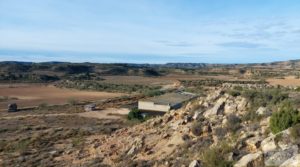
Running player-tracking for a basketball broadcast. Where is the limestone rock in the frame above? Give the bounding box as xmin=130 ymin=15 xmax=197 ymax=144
xmin=234 ymin=152 xmax=264 ymax=167
xmin=189 ymin=160 xmax=201 ymax=167
xmin=280 ymin=154 xmax=300 ymax=167
xmin=203 ymin=97 xmax=226 ymax=118
xmin=192 ymin=111 xmax=201 ymax=120
xmin=237 ymin=98 xmax=248 ymax=111
xmin=224 ymin=100 xmax=238 ymax=115
xmin=256 ymin=107 xmax=271 ymax=116
xmin=245 ymin=136 xmax=263 ymax=152
xmin=261 ymin=135 xmax=277 ymax=153
xmin=265 ymin=145 xmax=298 ymax=166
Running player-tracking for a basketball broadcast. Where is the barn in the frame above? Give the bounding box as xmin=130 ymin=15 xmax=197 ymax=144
xmin=138 ymin=92 xmax=195 ymax=114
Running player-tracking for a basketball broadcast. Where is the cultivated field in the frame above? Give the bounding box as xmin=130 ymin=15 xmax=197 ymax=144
xmin=0 ymin=84 xmax=125 ymax=110
xmin=267 ymin=76 xmax=300 ymax=87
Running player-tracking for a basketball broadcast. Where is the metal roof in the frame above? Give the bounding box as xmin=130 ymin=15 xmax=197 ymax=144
xmin=140 ymin=92 xmax=195 ymax=107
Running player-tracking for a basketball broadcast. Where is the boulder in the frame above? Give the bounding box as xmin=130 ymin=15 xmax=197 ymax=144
xmin=203 ymin=97 xmax=226 ymax=118
xmin=189 ymin=160 xmax=201 ymax=167
xmin=192 ymin=111 xmax=201 ymax=120
xmin=261 ymin=135 xmax=277 ymax=153
xmin=224 ymin=101 xmax=238 ymax=115
xmin=234 ymin=152 xmax=264 ymax=167
xmin=8 ymin=103 xmax=18 ymax=112
xmin=265 ymin=145 xmax=298 ymax=166
xmin=256 ymin=107 xmax=271 ymax=116
xmin=280 ymin=154 xmax=300 ymax=167
xmin=237 ymin=98 xmax=248 ymax=111
xmin=245 ymin=136 xmax=263 ymax=152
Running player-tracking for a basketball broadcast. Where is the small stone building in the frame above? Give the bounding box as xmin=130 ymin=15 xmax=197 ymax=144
xmin=138 ymin=92 xmax=195 ymax=114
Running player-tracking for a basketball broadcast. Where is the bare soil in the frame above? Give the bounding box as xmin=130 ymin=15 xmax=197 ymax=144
xmin=267 ymin=76 xmax=300 ymax=87
xmin=0 ymin=84 xmax=125 ymax=110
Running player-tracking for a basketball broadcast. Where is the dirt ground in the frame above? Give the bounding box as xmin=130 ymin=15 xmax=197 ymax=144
xmin=78 ymin=108 xmax=130 ymax=120
xmin=0 ymin=84 xmax=125 ymax=110
xmin=267 ymin=76 xmax=300 ymax=87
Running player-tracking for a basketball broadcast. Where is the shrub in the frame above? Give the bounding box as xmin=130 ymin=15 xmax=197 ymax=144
xmin=226 ymin=114 xmax=241 ymax=133
xmin=191 ymin=122 xmax=202 ymax=136
xmin=242 ymin=89 xmax=288 ymax=109
xmin=228 ymin=90 xmax=241 ymax=97
xmin=201 ymin=141 xmax=233 ymax=167
xmin=289 ymin=124 xmax=300 ymax=142
xmin=127 ymin=108 xmax=143 ymax=121
xmin=270 ymin=101 xmax=300 ymax=134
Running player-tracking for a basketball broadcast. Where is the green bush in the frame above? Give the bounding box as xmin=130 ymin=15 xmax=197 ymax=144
xmin=127 ymin=108 xmax=143 ymax=121
xmin=242 ymin=89 xmax=288 ymax=109
xmin=270 ymin=101 xmax=300 ymax=134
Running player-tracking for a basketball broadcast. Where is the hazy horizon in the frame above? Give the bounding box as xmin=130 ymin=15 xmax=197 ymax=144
xmin=1 ymin=0 xmax=300 ymax=63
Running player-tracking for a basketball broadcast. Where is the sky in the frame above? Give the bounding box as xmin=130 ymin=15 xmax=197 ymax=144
xmin=1 ymin=0 xmax=300 ymax=64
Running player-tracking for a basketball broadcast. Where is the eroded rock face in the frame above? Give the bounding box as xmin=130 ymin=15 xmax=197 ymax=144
xmin=234 ymin=152 xmax=264 ymax=167
xmin=66 ymin=88 xmax=298 ymax=167
xmin=265 ymin=145 xmax=298 ymax=166
xmin=203 ymin=97 xmax=226 ymax=118
xmin=224 ymin=100 xmax=238 ymax=115
xmin=280 ymin=154 xmax=300 ymax=167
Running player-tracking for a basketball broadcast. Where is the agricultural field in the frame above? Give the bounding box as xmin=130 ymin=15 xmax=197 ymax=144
xmin=267 ymin=76 xmax=300 ymax=87
xmin=0 ymin=84 xmax=124 ymax=110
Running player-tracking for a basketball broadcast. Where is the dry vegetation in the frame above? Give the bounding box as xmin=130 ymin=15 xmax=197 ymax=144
xmin=1 ymin=61 xmax=300 ymax=166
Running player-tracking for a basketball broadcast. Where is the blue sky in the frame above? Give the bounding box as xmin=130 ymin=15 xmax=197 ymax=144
xmin=1 ymin=0 xmax=300 ymax=63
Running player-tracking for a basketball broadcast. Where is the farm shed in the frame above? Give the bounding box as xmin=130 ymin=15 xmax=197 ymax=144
xmin=138 ymin=92 xmax=195 ymax=114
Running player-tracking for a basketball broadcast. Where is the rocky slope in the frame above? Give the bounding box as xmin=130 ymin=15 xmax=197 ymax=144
xmin=61 ymin=88 xmax=300 ymax=167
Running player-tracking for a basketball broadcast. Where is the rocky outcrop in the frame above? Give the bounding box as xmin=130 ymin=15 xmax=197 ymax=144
xmin=234 ymin=152 xmax=264 ymax=167
xmin=203 ymin=97 xmax=226 ymax=117
xmin=280 ymin=154 xmax=300 ymax=167
xmin=67 ymin=88 xmax=299 ymax=167
xmin=265 ymin=145 xmax=298 ymax=166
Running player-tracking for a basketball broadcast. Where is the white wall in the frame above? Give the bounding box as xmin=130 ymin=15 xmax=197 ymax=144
xmin=138 ymin=101 xmax=170 ymax=112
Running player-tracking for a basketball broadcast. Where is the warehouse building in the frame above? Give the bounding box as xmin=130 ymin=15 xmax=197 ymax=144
xmin=138 ymin=92 xmax=195 ymax=114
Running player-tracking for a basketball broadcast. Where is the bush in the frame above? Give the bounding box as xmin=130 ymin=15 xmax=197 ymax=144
xmin=289 ymin=124 xmax=300 ymax=141
xmin=226 ymin=114 xmax=241 ymax=133
xmin=270 ymin=101 xmax=300 ymax=134
xmin=191 ymin=122 xmax=202 ymax=136
xmin=228 ymin=90 xmax=241 ymax=97
xmin=242 ymin=89 xmax=288 ymax=109
xmin=127 ymin=108 xmax=143 ymax=121
xmin=201 ymin=141 xmax=233 ymax=167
